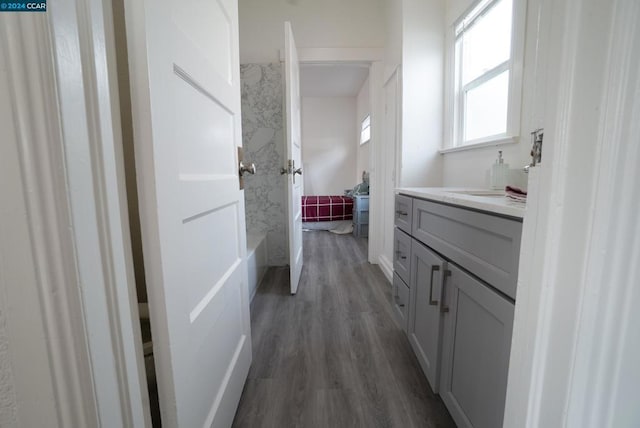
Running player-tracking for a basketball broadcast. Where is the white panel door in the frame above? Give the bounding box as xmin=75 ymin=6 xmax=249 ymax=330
xmin=126 ymin=0 xmax=251 ymax=426
xmin=284 ymin=22 xmax=304 ymax=294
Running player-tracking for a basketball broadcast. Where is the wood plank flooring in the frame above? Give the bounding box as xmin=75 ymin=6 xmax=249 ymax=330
xmin=232 ymin=231 xmax=455 ymax=428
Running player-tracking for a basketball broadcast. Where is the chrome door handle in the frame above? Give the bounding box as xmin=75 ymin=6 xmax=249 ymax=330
xmin=239 ymin=161 xmax=256 ymax=176
xmin=396 ymin=210 xmax=408 ymax=216
xmin=282 ymin=160 xmax=302 ymax=177
xmin=237 ymin=147 xmax=254 ymax=190
xmin=428 ymin=265 xmax=440 ymax=306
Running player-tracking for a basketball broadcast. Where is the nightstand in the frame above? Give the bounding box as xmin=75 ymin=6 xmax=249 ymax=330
xmin=353 ymin=195 xmax=369 ymax=238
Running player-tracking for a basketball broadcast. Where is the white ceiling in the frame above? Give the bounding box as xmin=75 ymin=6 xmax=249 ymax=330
xmin=300 ymin=64 xmax=369 ymax=97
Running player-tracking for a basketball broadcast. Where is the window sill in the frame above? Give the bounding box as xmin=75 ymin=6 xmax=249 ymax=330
xmin=439 ymin=136 xmax=518 ymax=154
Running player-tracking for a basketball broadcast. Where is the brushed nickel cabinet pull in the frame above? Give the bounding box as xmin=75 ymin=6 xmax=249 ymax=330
xmin=441 ymin=270 xmax=451 ymax=313
xmin=395 ymin=250 xmax=407 ymax=260
xmin=428 ymin=265 xmax=440 ymax=306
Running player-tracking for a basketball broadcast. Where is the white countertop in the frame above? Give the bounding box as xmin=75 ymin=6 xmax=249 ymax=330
xmin=396 ymin=187 xmax=526 ymax=219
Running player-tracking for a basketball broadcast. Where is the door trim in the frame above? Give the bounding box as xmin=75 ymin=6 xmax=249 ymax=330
xmin=377 ymin=66 xmax=402 ymax=282
xmin=1 ymin=17 xmax=97 ymax=427
xmin=504 ymin=0 xmax=640 ymax=425
xmin=1 ymin=3 xmax=150 ymax=427
xmin=279 ymin=47 xmax=384 ymax=63
xmin=286 ymin=48 xmax=384 ymax=267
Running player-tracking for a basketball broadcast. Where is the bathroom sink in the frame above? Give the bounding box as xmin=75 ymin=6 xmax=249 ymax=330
xmin=447 ymin=190 xmax=505 ymax=197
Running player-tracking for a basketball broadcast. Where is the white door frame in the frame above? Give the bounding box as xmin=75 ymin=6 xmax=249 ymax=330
xmin=1 ymin=1 xmax=150 ymax=426
xmin=286 ymin=48 xmax=385 ymax=266
xmin=376 ymin=66 xmax=402 ymax=282
xmin=504 ymin=0 xmax=640 ymax=425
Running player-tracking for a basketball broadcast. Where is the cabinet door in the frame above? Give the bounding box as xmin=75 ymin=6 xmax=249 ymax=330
xmin=440 ymin=264 xmax=515 ymax=428
xmin=408 ymin=239 xmax=446 ymax=393
xmin=393 ymin=227 xmax=412 ymax=284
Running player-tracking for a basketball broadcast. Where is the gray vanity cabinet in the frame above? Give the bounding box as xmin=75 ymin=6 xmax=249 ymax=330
xmin=439 ymin=263 xmax=515 ymax=428
xmin=408 ymin=239 xmax=446 ymax=393
xmin=393 ymin=192 xmax=522 ymax=428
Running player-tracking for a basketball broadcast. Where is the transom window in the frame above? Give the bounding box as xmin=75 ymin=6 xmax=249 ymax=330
xmin=446 ymin=0 xmax=525 ymax=148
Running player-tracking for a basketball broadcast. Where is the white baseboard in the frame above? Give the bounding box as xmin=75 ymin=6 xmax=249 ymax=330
xmin=378 ymin=255 xmax=393 ymax=284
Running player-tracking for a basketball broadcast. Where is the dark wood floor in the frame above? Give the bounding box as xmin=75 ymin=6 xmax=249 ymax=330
xmin=232 ymin=231 xmax=455 ymax=428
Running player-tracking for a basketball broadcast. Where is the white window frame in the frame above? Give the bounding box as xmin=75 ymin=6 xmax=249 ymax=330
xmin=442 ymin=0 xmax=527 ymax=151
xmin=360 ymin=114 xmax=371 ymax=145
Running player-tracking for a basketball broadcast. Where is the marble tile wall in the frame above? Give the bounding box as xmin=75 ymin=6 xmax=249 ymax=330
xmin=240 ymin=63 xmax=287 ymax=266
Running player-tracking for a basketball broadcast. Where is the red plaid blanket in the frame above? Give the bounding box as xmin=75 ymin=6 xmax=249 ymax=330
xmin=301 ymin=196 xmax=353 ymax=222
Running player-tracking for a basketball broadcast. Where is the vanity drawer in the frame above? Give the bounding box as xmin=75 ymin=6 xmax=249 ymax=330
xmin=393 ymin=227 xmax=412 ymax=284
xmin=395 ymin=194 xmax=413 ymax=234
xmin=412 ymin=198 xmax=522 ymax=299
xmin=392 ymin=273 xmax=410 ymax=332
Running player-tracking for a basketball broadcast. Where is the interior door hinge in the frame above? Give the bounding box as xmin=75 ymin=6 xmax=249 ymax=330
xmin=524 ymin=128 xmax=543 ymax=173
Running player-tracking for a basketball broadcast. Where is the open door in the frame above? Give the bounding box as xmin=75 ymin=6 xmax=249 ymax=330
xmin=125 ymin=0 xmax=251 ymax=426
xmin=284 ymin=22 xmax=304 ymax=294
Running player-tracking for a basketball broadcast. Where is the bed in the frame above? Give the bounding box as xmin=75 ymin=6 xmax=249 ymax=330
xmin=301 ymin=195 xmax=353 ymax=232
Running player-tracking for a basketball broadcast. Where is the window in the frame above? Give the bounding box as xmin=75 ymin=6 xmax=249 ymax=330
xmin=360 ymin=114 xmax=371 ymax=144
xmin=445 ymin=0 xmax=525 ymax=149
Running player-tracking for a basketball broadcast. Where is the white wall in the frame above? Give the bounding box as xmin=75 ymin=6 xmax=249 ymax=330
xmin=370 ymin=0 xmax=402 ymax=279
xmin=356 ymin=76 xmax=371 ymax=181
xmin=441 ymin=0 xmax=548 ymax=189
xmin=238 ymin=0 xmax=387 ymax=64
xmin=302 ymin=97 xmax=358 ymax=195
xmin=384 ymin=0 xmax=403 ymax=79
xmin=400 ymin=0 xmax=445 ymax=187
xmin=372 ymin=0 xmax=446 ymax=279
xmin=366 ymin=61 xmax=386 ymax=266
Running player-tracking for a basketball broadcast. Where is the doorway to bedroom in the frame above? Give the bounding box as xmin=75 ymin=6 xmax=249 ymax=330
xmin=299 ymin=63 xmax=371 ymax=247
xmin=239 ymin=59 xmax=374 ymax=302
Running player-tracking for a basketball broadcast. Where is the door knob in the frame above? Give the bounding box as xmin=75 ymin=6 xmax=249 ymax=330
xmin=239 ymin=161 xmax=256 ymax=176
xmin=283 ymin=160 xmax=302 ymax=182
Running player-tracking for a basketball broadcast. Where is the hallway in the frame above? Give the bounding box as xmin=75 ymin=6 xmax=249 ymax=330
xmin=232 ymin=231 xmax=455 ymax=427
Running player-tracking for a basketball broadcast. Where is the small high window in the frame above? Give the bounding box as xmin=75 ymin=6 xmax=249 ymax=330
xmin=360 ymin=114 xmax=371 ymax=145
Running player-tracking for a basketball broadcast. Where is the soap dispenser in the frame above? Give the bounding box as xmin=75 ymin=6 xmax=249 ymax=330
xmin=491 ymin=151 xmax=509 ymax=190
